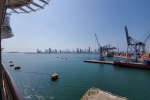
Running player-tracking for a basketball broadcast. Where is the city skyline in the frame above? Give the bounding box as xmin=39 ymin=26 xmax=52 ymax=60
xmin=37 ymin=47 xmax=96 ymax=53
xmin=2 ymin=0 xmax=150 ymax=52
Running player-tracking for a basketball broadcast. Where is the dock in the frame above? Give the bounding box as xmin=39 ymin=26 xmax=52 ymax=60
xmin=84 ymin=60 xmax=113 ymax=65
xmin=81 ymin=88 xmax=127 ymax=100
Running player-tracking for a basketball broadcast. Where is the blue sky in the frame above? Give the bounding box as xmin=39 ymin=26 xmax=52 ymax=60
xmin=2 ymin=0 xmax=150 ymax=52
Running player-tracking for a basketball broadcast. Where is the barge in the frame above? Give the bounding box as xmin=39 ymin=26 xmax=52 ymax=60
xmin=84 ymin=59 xmax=150 ymax=70
xmin=113 ymin=60 xmax=150 ymax=69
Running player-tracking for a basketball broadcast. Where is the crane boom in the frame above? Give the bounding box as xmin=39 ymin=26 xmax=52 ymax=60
xmin=95 ymin=34 xmax=104 ymax=61
xmin=125 ymin=26 xmax=130 ymax=45
xmin=95 ymin=34 xmax=100 ymax=48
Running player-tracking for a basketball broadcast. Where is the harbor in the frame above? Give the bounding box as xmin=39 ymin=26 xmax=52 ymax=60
xmin=1 ymin=0 xmax=150 ymax=99
xmin=84 ymin=58 xmax=150 ymax=70
xmin=90 ymin=27 xmax=150 ymax=70
xmin=2 ymin=53 xmax=150 ymax=100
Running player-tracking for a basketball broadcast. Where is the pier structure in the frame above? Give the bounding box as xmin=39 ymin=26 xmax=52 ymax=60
xmin=84 ymin=59 xmax=113 ymax=64
xmin=81 ymin=88 xmax=127 ymax=100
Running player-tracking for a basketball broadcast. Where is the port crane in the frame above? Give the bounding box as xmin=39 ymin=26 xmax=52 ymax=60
xmin=103 ymin=44 xmax=117 ymax=53
xmin=95 ymin=34 xmax=104 ymax=61
xmin=125 ymin=26 xmax=150 ymax=60
xmin=125 ymin=26 xmax=142 ymax=60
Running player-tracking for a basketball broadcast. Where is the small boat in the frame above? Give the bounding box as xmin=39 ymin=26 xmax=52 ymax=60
xmin=57 ymin=57 xmax=58 ymax=58
xmin=10 ymin=64 xmax=14 ymax=66
xmin=9 ymin=61 xmax=13 ymax=63
xmin=50 ymin=73 xmax=58 ymax=79
xmin=66 ymin=58 xmax=67 ymax=60
xmin=61 ymin=58 xmax=63 ymax=59
xmin=14 ymin=66 xmax=21 ymax=70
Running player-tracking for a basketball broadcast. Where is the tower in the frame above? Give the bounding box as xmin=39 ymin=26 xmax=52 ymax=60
xmin=37 ymin=49 xmax=39 ymax=53
xmin=77 ymin=48 xmax=79 ymax=53
xmin=49 ymin=48 xmax=51 ymax=53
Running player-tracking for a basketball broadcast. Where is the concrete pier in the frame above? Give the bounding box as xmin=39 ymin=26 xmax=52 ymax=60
xmin=84 ymin=60 xmax=113 ymax=65
xmin=81 ymin=88 xmax=127 ymax=100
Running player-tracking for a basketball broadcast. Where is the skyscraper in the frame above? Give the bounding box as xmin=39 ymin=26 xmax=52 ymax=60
xmin=80 ymin=49 xmax=82 ymax=53
xmin=77 ymin=48 xmax=79 ymax=53
xmin=37 ymin=49 xmax=39 ymax=53
xmin=49 ymin=48 xmax=51 ymax=53
xmin=55 ymin=49 xmax=57 ymax=53
xmin=89 ymin=47 xmax=90 ymax=53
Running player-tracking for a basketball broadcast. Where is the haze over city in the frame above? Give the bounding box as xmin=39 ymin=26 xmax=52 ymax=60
xmin=2 ymin=0 xmax=150 ymax=52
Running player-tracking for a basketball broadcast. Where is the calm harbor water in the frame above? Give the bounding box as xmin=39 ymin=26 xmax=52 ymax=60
xmin=2 ymin=53 xmax=150 ymax=100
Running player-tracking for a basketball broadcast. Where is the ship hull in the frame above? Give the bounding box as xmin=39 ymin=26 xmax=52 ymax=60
xmin=113 ymin=61 xmax=150 ymax=69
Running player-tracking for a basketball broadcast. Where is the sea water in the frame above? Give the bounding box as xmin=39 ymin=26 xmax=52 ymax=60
xmin=2 ymin=53 xmax=150 ymax=100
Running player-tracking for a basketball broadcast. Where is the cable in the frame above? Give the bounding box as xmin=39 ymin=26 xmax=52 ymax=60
xmin=138 ymin=29 xmax=150 ymax=41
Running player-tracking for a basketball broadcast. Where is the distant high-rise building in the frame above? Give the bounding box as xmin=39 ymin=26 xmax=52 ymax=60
xmin=77 ymin=48 xmax=79 ymax=53
xmin=40 ymin=50 xmax=42 ymax=53
xmin=80 ymin=49 xmax=82 ymax=53
xmin=89 ymin=47 xmax=90 ymax=53
xmin=37 ymin=49 xmax=41 ymax=53
xmin=45 ymin=49 xmax=48 ymax=53
xmin=37 ymin=49 xmax=39 ymax=53
xmin=49 ymin=48 xmax=51 ymax=53
xmin=55 ymin=49 xmax=57 ymax=53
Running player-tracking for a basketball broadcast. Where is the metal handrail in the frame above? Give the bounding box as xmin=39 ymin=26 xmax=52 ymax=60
xmin=2 ymin=63 xmax=25 ymax=100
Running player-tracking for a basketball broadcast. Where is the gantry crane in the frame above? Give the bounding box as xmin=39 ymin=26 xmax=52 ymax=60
xmin=95 ymin=34 xmax=104 ymax=61
xmin=125 ymin=26 xmax=150 ymax=60
xmin=125 ymin=26 xmax=142 ymax=60
xmin=103 ymin=44 xmax=117 ymax=53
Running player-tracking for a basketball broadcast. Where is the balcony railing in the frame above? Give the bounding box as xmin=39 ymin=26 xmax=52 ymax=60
xmin=1 ymin=63 xmax=25 ymax=100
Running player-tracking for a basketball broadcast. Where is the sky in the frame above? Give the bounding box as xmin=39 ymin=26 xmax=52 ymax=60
xmin=2 ymin=0 xmax=150 ymax=52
